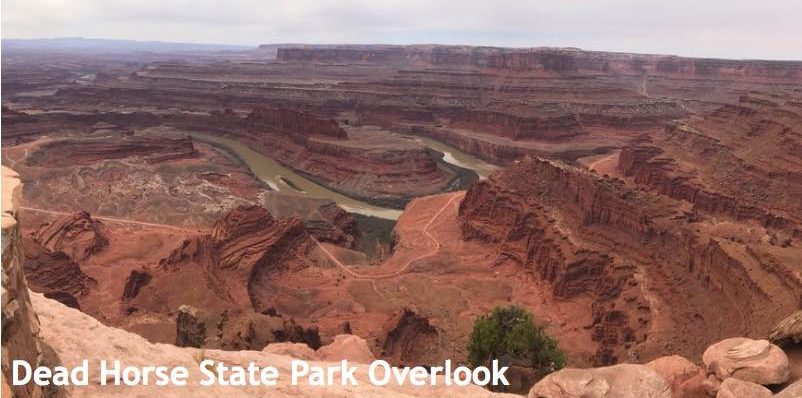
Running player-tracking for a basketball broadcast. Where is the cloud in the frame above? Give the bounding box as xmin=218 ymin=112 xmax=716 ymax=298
xmin=2 ymin=0 xmax=801 ymax=60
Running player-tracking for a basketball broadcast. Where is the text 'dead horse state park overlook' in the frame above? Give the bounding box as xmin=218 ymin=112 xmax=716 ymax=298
xmin=1 ymin=1 xmax=802 ymax=397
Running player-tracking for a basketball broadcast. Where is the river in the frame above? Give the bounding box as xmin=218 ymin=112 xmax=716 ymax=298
xmin=190 ymin=132 xmax=498 ymax=220
xmin=400 ymin=134 xmax=499 ymax=178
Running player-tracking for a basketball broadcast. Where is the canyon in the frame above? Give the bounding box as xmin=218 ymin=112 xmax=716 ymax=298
xmin=2 ymin=41 xmax=802 ymax=397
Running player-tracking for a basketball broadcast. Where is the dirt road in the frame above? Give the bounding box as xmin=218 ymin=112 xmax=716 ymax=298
xmin=17 ymin=205 xmax=205 ymax=234
xmin=316 ymin=192 xmax=464 ymax=280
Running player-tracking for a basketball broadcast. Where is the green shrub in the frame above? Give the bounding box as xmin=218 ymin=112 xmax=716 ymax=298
xmin=468 ymin=305 xmax=566 ymax=380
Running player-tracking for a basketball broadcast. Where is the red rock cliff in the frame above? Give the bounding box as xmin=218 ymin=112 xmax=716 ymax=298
xmin=159 ymin=205 xmax=314 ymax=311
xmin=618 ymin=94 xmax=802 ymax=232
xmin=459 ymin=156 xmax=802 ymax=364
xmin=245 ymin=107 xmax=347 ymax=143
xmin=31 ymin=211 xmax=108 ymax=261
xmin=278 ymin=45 xmax=802 ymax=80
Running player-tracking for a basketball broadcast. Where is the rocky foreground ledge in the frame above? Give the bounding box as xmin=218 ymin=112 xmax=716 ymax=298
xmin=2 ymin=166 xmax=62 ymax=398
xmin=2 ymin=164 xmax=800 ymax=398
xmin=529 ymin=333 xmax=801 ymax=397
xmin=27 ymin=292 xmax=515 ymax=397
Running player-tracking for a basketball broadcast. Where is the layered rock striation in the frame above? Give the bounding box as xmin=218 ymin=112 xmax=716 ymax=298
xmin=157 ymin=204 xmax=313 ymax=311
xmin=618 ymin=94 xmax=802 ymax=232
xmin=27 ymin=134 xmax=198 ymax=167
xmin=459 ymin=156 xmax=802 ymax=365
xmin=127 ymin=205 xmax=320 ymax=350
xmin=459 ymin=157 xmax=651 ymax=365
xmin=277 ymin=45 xmax=802 ymax=80
xmin=31 ymin=211 xmax=108 ymax=261
xmin=173 ymin=107 xmax=458 ymax=208
xmin=23 ymin=240 xmax=96 ymax=302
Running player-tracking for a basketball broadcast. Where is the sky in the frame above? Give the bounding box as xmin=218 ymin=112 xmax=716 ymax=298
xmin=2 ymin=0 xmax=802 ymax=60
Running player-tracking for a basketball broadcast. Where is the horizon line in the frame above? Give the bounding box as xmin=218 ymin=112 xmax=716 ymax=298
xmin=3 ymin=36 xmax=802 ymax=63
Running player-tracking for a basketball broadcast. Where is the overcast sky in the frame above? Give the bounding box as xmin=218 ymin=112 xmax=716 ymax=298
xmin=3 ymin=0 xmax=801 ymax=60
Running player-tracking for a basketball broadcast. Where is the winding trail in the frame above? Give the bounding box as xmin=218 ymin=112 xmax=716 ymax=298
xmin=316 ymin=192 xmax=464 ymax=280
xmin=17 ymin=205 xmax=205 ymax=234
xmin=5 ymin=148 xmax=29 ymax=169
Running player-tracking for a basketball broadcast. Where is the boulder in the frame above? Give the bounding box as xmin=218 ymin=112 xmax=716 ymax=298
xmin=30 ymin=292 xmax=517 ymax=397
xmin=528 ymin=364 xmax=671 ymax=398
xmin=264 ymin=333 xmax=375 ymax=363
xmin=715 ymin=378 xmax=771 ymax=398
xmin=317 ymin=334 xmax=376 ymax=363
xmin=263 ymin=342 xmax=319 ymax=360
xmin=646 ymin=355 xmax=708 ymax=398
xmin=702 ymin=338 xmax=790 ymax=385
xmin=773 ymin=379 xmax=802 ymax=398
xmin=701 ymin=374 xmax=722 ymax=396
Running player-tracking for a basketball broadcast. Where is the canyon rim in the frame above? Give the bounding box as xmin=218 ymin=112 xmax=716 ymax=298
xmin=3 ymin=1 xmax=802 ymax=397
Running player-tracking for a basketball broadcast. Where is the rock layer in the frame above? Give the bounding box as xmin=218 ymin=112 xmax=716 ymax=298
xmin=22 ymin=239 xmax=95 ymax=298
xmin=31 ymin=211 xmax=107 ymax=261
xmin=618 ymin=94 xmax=802 ymax=231
xmin=3 ymin=43 xmax=802 ymax=398
xmin=127 ymin=205 xmax=319 ymax=349
xmin=528 ymin=364 xmax=672 ymax=398
xmin=27 ymin=134 xmax=198 ymax=167
xmin=277 ymin=45 xmax=802 ymax=79
xmin=173 ymin=107 xmax=458 ymax=207
xmin=459 ymin=156 xmax=802 ymax=365
xmin=459 ymin=157 xmax=651 ymax=364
